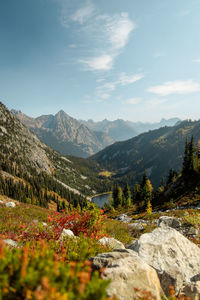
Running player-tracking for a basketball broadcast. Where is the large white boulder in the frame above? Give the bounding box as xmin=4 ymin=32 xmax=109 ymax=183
xmin=5 ymin=202 xmax=16 ymax=208
xmin=91 ymin=249 xmax=163 ymax=300
xmin=128 ymin=226 xmax=200 ymax=295
xmin=99 ymin=237 xmax=125 ymax=250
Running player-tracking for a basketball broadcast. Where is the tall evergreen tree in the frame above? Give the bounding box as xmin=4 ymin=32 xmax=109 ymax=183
xmin=123 ymin=183 xmax=131 ymax=207
xmin=188 ymin=135 xmax=195 ymax=172
xmin=182 ymin=138 xmax=189 ymax=175
xmin=112 ymin=184 xmax=122 ymax=208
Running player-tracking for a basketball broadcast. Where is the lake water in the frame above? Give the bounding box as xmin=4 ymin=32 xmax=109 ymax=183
xmin=91 ymin=193 xmax=111 ymax=208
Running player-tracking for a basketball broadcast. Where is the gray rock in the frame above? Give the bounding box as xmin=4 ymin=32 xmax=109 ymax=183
xmin=187 ymin=226 xmax=199 ymax=236
xmin=4 ymin=239 xmax=18 ymax=247
xmin=98 ymin=237 xmax=125 ymax=250
xmin=91 ymin=249 xmax=163 ymax=300
xmin=116 ymin=214 xmax=132 ymax=223
xmin=128 ymin=223 xmax=144 ymax=231
xmin=5 ymin=202 xmax=16 ymax=208
xmin=181 ymin=281 xmax=200 ymax=299
xmin=128 ymin=226 xmax=200 ymax=295
xmin=158 ymin=216 xmax=181 ymax=229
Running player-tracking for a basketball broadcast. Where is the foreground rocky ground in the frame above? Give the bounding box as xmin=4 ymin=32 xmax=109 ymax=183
xmin=1 ymin=198 xmax=200 ymax=299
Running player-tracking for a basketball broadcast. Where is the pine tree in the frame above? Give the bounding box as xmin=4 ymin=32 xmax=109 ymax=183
xmin=167 ymin=168 xmax=177 ymax=185
xmin=132 ymin=183 xmax=141 ymax=204
xmin=188 ymin=136 xmax=195 ymax=172
xmin=112 ymin=184 xmax=122 ymax=208
xmin=141 ymin=170 xmax=148 ymax=188
xmin=123 ymin=183 xmax=131 ymax=207
xmin=182 ymin=138 xmax=189 ymax=175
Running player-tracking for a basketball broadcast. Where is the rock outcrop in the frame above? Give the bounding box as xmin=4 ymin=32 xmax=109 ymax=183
xmin=128 ymin=226 xmax=200 ymax=296
xmin=91 ymin=249 xmax=163 ymax=300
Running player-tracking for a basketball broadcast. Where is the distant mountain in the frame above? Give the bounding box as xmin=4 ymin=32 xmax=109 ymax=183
xmin=81 ymin=119 xmax=138 ymax=141
xmin=81 ymin=118 xmax=181 ymax=141
xmin=12 ymin=110 xmax=114 ymax=158
xmin=90 ymin=119 xmax=200 ymax=187
xmin=127 ymin=117 xmax=181 ymax=134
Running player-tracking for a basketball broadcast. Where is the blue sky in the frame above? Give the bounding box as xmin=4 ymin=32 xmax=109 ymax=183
xmin=1 ymin=0 xmax=200 ymax=122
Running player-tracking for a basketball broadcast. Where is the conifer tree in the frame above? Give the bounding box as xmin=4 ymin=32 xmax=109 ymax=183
xmin=141 ymin=170 xmax=148 ymax=188
xmin=182 ymin=138 xmax=189 ymax=175
xmin=132 ymin=183 xmax=141 ymax=204
xmin=188 ymin=135 xmax=195 ymax=172
xmin=112 ymin=184 xmax=122 ymax=208
xmin=167 ymin=168 xmax=177 ymax=185
xmin=123 ymin=183 xmax=131 ymax=207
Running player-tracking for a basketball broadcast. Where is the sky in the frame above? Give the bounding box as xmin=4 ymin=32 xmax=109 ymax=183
xmin=1 ymin=0 xmax=200 ymax=122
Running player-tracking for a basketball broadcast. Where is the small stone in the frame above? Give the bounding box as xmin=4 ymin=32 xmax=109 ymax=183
xmin=4 ymin=239 xmax=18 ymax=247
xmin=98 ymin=237 xmax=125 ymax=250
xmin=115 ymin=214 xmax=132 ymax=223
xmin=187 ymin=227 xmax=199 ymax=236
xmin=5 ymin=202 xmax=16 ymax=208
xmin=33 ymin=219 xmax=39 ymax=224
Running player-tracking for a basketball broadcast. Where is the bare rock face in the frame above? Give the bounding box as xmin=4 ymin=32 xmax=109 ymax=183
xmin=128 ymin=226 xmax=200 ymax=295
xmin=98 ymin=237 xmax=125 ymax=250
xmin=0 ymin=102 xmax=52 ymax=174
xmin=91 ymin=249 xmax=163 ymax=300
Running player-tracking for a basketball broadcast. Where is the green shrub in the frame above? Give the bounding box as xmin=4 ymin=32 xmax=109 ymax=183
xmin=104 ymin=219 xmax=132 ymax=245
xmin=0 ymin=241 xmax=110 ymax=300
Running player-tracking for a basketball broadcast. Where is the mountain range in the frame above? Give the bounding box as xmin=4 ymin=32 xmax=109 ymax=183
xmin=13 ymin=109 xmax=180 ymax=158
xmin=1 ymin=102 xmax=111 ymax=199
xmin=12 ymin=110 xmax=114 ymax=158
xmin=90 ymin=119 xmax=200 ymax=187
xmin=81 ymin=117 xmax=180 ymax=140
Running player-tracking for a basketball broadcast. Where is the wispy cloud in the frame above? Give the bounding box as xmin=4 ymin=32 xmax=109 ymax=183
xmin=97 ymin=92 xmax=111 ymax=100
xmin=80 ymin=54 xmax=113 ymax=71
xmin=68 ymin=44 xmax=77 ymax=48
xmin=64 ymin=2 xmax=135 ymax=71
xmin=71 ymin=2 xmax=95 ymax=24
xmin=147 ymin=80 xmax=200 ymax=96
xmin=98 ymin=72 xmax=144 ymax=91
xmin=177 ymin=10 xmax=192 ymax=17
xmin=119 ymin=73 xmax=144 ymax=85
xmin=192 ymin=59 xmax=200 ymax=63
xmin=153 ymin=52 xmax=165 ymax=58
xmin=104 ymin=12 xmax=135 ymax=50
xmin=96 ymin=72 xmax=144 ymax=100
xmin=124 ymin=97 xmax=141 ymax=105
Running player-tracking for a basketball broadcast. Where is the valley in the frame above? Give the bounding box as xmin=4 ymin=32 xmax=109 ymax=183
xmin=1 ymin=0 xmax=200 ymax=298
xmin=1 ymin=100 xmax=200 ymax=299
